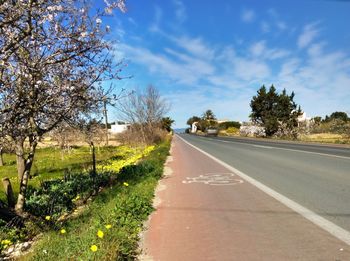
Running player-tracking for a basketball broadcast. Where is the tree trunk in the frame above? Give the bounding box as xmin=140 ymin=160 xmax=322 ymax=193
xmin=2 ymin=177 xmax=15 ymax=208
xmin=15 ymin=140 xmax=37 ymax=214
xmin=0 ymin=147 xmax=4 ymax=166
xmin=90 ymin=141 xmax=96 ymax=175
xmin=16 ymin=140 xmax=25 ymax=181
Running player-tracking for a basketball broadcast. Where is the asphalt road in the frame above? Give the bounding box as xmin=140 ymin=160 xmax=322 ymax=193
xmin=178 ymin=134 xmax=350 ymax=232
xmin=142 ymin=135 xmax=350 ymax=260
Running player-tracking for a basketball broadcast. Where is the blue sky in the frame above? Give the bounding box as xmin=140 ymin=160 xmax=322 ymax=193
xmin=104 ymin=0 xmax=350 ymax=128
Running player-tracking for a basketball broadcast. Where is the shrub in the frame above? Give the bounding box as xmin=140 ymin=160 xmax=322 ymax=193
xmin=226 ymin=127 xmax=240 ymax=135
xmin=219 ymin=121 xmax=241 ymax=130
xmin=24 ymin=171 xmax=111 ymax=218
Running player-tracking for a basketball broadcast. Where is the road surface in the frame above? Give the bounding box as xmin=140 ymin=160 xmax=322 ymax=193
xmin=141 ymin=134 xmax=350 ymax=260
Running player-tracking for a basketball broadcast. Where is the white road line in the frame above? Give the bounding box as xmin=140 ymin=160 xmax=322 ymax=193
xmin=266 ymin=146 xmax=350 ymax=160
xmin=252 ymin=145 xmax=274 ymax=149
xmin=176 ymin=134 xmax=350 ymax=246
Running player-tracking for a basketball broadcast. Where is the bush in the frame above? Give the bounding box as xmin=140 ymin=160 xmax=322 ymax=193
xmin=24 ymin=171 xmax=111 ymax=218
xmin=117 ymin=125 xmax=168 ymax=145
xmin=219 ymin=121 xmax=241 ymax=130
xmin=225 ymin=127 xmax=240 ymax=134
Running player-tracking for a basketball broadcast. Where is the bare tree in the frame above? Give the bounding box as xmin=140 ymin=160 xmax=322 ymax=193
xmin=118 ymin=85 xmax=170 ymax=144
xmin=0 ymin=0 xmax=126 ymax=213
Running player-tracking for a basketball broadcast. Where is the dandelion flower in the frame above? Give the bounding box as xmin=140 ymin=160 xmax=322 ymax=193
xmin=123 ymin=182 xmax=129 ymax=187
xmin=90 ymin=245 xmax=98 ymax=252
xmin=1 ymin=240 xmax=11 ymax=245
xmin=105 ymin=224 xmax=112 ymax=229
xmin=97 ymin=230 xmax=104 ymax=238
xmin=45 ymin=216 xmax=51 ymax=221
xmin=60 ymin=229 xmax=66 ymax=234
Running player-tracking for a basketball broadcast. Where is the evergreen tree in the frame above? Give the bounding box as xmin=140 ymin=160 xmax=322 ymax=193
xmin=161 ymin=117 xmax=175 ymax=132
xmin=250 ymin=85 xmax=301 ymax=137
xmin=186 ymin=116 xmax=201 ymax=127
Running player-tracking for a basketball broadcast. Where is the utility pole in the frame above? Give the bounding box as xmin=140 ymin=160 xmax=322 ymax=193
xmin=101 ymin=87 xmax=134 ymax=146
xmin=103 ymin=97 xmax=109 ymax=146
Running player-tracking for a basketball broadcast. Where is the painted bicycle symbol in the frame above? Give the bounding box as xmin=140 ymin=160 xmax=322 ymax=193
xmin=182 ymin=173 xmax=244 ymax=186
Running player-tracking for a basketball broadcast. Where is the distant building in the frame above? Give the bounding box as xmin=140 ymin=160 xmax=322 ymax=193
xmin=217 ymin=119 xmax=229 ymax=124
xmin=110 ymin=121 xmax=130 ymax=134
xmin=191 ymin=122 xmax=198 ymax=133
xmin=297 ymin=112 xmax=312 ymax=132
xmin=297 ymin=112 xmax=311 ymax=123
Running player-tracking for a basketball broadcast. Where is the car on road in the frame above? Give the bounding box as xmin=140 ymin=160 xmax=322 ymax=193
xmin=205 ymin=127 xmax=219 ymax=136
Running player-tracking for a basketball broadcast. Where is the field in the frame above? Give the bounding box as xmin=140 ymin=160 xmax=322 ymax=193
xmin=0 ymin=146 xmax=117 ymax=202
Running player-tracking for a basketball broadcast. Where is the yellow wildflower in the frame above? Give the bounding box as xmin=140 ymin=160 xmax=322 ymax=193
xmin=45 ymin=216 xmax=51 ymax=221
xmin=105 ymin=224 xmax=112 ymax=229
xmin=90 ymin=245 xmax=98 ymax=252
xmin=1 ymin=239 xmax=11 ymax=245
xmin=123 ymin=182 xmax=129 ymax=187
xmin=97 ymin=230 xmax=104 ymax=238
xmin=60 ymin=229 xmax=66 ymax=234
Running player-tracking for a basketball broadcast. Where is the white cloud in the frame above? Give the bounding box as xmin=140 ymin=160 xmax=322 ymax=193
xmin=276 ymin=21 xmax=287 ymax=31
xmin=249 ymin=41 xmax=290 ymax=60
xmin=277 ymin=48 xmax=350 ymax=117
xmin=250 ymin=41 xmax=266 ymax=57
xmin=234 ymin=58 xmax=270 ymax=81
xmin=297 ymin=22 xmax=320 ymax=49
xmin=170 ymin=35 xmax=215 ymax=60
xmin=173 ymin=0 xmax=187 ymax=24
xmin=241 ymin=9 xmax=255 ymax=23
xmin=128 ymin=17 xmax=137 ymax=27
xmin=120 ymin=41 xmax=215 ymax=86
xmin=164 ymin=48 xmax=215 ymax=75
xmin=149 ymin=5 xmax=163 ymax=32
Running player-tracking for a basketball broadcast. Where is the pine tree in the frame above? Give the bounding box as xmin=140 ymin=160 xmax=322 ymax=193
xmin=250 ymin=85 xmax=301 ymax=137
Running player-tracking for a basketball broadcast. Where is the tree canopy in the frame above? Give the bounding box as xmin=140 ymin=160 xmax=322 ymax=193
xmin=250 ymin=85 xmax=301 ymax=137
xmin=0 ymin=0 xmax=126 ymax=212
xmin=186 ymin=116 xmax=201 ymax=127
xmin=324 ymin=112 xmax=349 ymax=122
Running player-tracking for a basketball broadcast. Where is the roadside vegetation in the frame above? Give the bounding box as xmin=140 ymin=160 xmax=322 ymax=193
xmin=0 ymin=1 xmax=175 ymax=259
xmin=0 ymin=146 xmax=116 ymax=202
xmin=186 ymin=85 xmax=349 ymax=144
xmin=18 ymin=141 xmax=170 ymax=260
xmin=0 ymin=82 xmax=173 ymax=259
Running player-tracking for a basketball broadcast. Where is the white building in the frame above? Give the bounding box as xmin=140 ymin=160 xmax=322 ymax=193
xmin=110 ymin=121 xmax=130 ymax=134
xmin=191 ymin=122 xmax=198 ymax=133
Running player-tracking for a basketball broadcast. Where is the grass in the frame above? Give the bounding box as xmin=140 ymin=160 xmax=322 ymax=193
xmin=0 ymin=146 xmax=117 ymax=202
xmin=298 ymin=133 xmax=350 ymax=144
xmin=20 ymin=141 xmax=170 ymax=260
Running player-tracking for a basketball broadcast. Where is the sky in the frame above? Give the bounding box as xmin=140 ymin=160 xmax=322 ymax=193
xmin=103 ymin=0 xmax=350 ymax=128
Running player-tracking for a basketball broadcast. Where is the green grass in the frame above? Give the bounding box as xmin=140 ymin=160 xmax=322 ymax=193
xmin=20 ymin=141 xmax=170 ymax=260
xmin=0 ymin=146 xmax=118 ymax=202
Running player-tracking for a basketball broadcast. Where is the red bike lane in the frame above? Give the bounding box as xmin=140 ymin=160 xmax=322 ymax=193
xmin=140 ymin=135 xmax=350 ymax=260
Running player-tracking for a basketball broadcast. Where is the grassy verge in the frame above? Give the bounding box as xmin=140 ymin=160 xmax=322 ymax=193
xmin=0 ymin=146 xmax=118 ymax=202
xmin=20 ymin=141 xmax=170 ymax=260
xmin=216 ymin=132 xmax=350 ymax=145
xmin=298 ymin=133 xmax=350 ymax=144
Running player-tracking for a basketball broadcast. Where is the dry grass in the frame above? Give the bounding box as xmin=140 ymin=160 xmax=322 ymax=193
xmin=298 ymin=133 xmax=350 ymax=144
